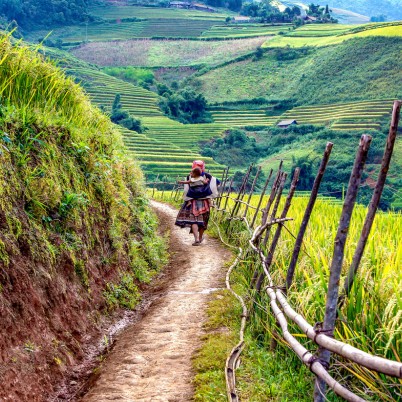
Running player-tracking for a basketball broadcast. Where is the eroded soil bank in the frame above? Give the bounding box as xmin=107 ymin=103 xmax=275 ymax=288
xmin=77 ymin=201 xmax=231 ymax=401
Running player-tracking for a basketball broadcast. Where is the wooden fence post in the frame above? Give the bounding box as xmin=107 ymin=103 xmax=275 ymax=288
xmin=260 ymin=168 xmax=282 ymax=227
xmin=250 ymin=169 xmax=273 ymax=228
xmin=340 ymin=100 xmax=401 ymax=304
xmin=230 ymin=164 xmax=253 ymax=219
xmin=218 ymin=167 xmax=230 ymax=208
xmin=243 ymin=166 xmax=261 ymax=220
xmin=255 ymin=168 xmax=300 ymax=291
xmin=286 ymin=142 xmax=333 ymax=290
xmin=251 ymin=168 xmax=282 ymax=285
xmin=314 ymin=135 xmax=372 ymax=402
xmin=262 ymin=171 xmax=287 ymax=247
xmin=223 ymin=177 xmax=234 ymax=213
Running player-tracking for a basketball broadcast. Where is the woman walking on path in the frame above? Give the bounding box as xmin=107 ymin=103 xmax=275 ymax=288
xmin=175 ymin=160 xmax=219 ymax=246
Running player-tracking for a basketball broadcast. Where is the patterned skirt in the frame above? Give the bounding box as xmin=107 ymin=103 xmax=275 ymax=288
xmin=175 ymin=199 xmax=210 ymax=229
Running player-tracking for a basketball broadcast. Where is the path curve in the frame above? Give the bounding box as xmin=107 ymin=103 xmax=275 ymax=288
xmin=80 ymin=201 xmax=231 ymax=402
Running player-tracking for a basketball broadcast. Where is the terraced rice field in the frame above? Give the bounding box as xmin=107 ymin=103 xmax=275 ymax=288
xmin=68 ymin=67 xmax=162 ymax=117
xmin=71 ymin=37 xmax=268 ymax=67
xmin=141 ymin=116 xmax=228 ymax=150
xmin=140 ymin=19 xmax=222 ymax=37
xmin=61 ymin=62 xmax=228 ymax=177
xmin=209 ymin=108 xmax=278 ymax=127
xmin=88 ymin=5 xmax=230 ymax=20
xmin=263 ymin=21 xmax=402 ymax=48
xmin=284 ymin=24 xmax=357 ymax=37
xmin=38 ymin=19 xmax=225 ymax=42
xmin=281 ymin=100 xmax=394 ymax=130
xmin=201 ymin=24 xmax=290 ymax=39
xmin=121 ymin=127 xmax=226 ymax=177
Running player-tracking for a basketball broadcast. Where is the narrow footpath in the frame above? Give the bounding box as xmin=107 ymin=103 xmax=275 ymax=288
xmin=80 ymin=201 xmax=231 ymax=402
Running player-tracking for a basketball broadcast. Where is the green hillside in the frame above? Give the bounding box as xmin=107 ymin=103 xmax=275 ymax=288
xmin=36 ymin=9 xmax=402 ymax=200
xmin=198 ymin=35 xmax=402 ymax=105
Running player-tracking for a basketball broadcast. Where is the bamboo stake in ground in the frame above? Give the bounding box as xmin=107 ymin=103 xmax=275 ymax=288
xmin=314 ymin=134 xmax=372 ymax=402
xmin=250 ymin=169 xmax=273 ymax=228
xmin=243 ymin=166 xmax=261 ymax=220
xmin=262 ymin=171 xmax=287 ymax=247
xmin=217 ymin=167 xmax=230 ymax=209
xmin=340 ymin=100 xmax=401 ymax=305
xmin=286 ymin=142 xmax=333 ymax=290
xmin=222 ymin=177 xmax=234 ymax=213
xmin=260 ymin=162 xmax=283 ymax=227
xmin=255 ymin=168 xmax=300 ymax=291
xmin=230 ymin=164 xmax=253 ymax=219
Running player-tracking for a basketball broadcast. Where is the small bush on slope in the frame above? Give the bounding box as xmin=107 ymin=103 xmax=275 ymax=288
xmin=0 ymin=33 xmax=167 ymax=399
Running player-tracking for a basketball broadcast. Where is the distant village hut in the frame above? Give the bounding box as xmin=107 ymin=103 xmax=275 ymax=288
xmin=233 ymin=16 xmax=251 ymax=23
xmin=277 ymin=119 xmax=298 ymax=128
xmin=169 ymin=1 xmax=191 ymax=9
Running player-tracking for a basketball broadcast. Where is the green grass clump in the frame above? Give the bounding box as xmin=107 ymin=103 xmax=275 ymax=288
xmin=0 ymin=32 xmax=167 ymax=299
xmin=192 ymin=290 xmax=240 ymax=402
xmin=103 ymin=273 xmax=141 ymax=310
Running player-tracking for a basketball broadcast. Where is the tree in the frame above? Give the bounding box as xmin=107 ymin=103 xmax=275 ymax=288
xmin=158 ymin=86 xmax=211 ymax=124
xmin=227 ymin=0 xmax=242 ymax=12
xmin=0 ymin=0 xmax=89 ymax=30
xmin=110 ymin=94 xmax=143 ymax=133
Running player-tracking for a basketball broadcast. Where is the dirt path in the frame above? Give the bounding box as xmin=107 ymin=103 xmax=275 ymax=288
xmin=80 ymin=201 xmax=231 ymax=402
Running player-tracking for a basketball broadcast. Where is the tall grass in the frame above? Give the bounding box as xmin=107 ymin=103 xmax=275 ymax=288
xmin=0 ymin=31 xmax=167 ymax=295
xmin=152 ymin=190 xmax=401 ymax=400
xmin=0 ymin=34 xmax=113 ymax=141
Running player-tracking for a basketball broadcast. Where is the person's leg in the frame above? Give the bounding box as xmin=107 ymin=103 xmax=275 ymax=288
xmin=191 ymin=223 xmax=200 ymax=245
xmin=199 ymin=226 xmax=205 ymax=243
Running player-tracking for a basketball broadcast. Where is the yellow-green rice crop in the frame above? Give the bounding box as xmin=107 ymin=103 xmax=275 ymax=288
xmin=152 ymin=189 xmax=401 ymax=400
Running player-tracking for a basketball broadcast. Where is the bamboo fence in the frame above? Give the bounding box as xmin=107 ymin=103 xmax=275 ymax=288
xmin=147 ymin=100 xmax=402 ymax=401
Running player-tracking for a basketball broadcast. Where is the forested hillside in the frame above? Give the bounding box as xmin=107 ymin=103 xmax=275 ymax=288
xmin=0 ymin=0 xmax=91 ymax=29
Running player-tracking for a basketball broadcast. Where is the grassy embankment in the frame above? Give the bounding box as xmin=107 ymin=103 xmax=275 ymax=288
xmin=0 ymin=33 xmax=167 ymax=398
xmin=152 ymin=190 xmax=401 ymax=401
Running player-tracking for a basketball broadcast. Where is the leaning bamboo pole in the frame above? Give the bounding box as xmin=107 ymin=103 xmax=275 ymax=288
xmin=314 ymin=134 xmax=372 ymax=402
xmin=248 ymin=224 xmax=365 ymax=402
xmin=341 ymin=100 xmax=401 ymax=303
xmin=286 ymin=142 xmax=333 ymax=289
xmin=250 ymin=169 xmax=273 ymax=228
xmin=243 ymin=166 xmax=261 ymax=219
xmin=262 ymin=171 xmax=287 ymax=247
xmin=255 ymin=168 xmax=300 ymax=291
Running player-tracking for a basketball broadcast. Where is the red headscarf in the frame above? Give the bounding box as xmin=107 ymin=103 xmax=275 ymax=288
xmin=192 ymin=160 xmax=205 ymax=172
